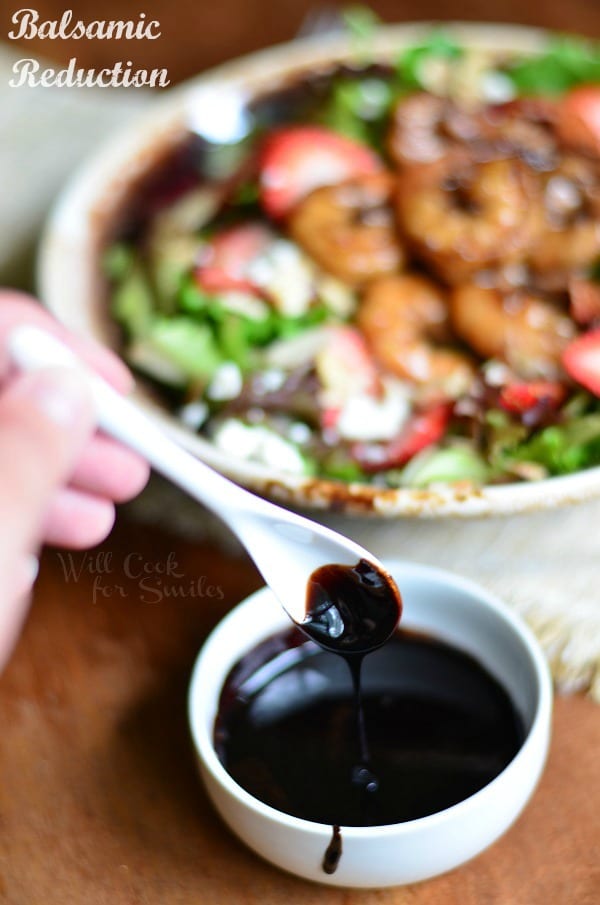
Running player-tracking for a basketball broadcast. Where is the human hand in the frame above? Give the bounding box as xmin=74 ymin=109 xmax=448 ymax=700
xmin=0 ymin=292 xmax=150 ymax=669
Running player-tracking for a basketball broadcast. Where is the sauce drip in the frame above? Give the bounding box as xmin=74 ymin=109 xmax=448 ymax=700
xmin=323 ymin=825 xmax=342 ymax=875
xmin=302 ymin=559 xmax=401 ymax=841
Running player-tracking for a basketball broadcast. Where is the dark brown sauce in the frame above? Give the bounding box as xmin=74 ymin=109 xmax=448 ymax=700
xmin=302 ymin=559 xmax=402 ymax=655
xmin=300 ymin=558 xmax=402 ymax=840
xmin=214 ymin=562 xmax=523 ymax=874
xmin=323 ymin=825 xmax=342 ymax=875
xmin=214 ymin=626 xmax=524 ymax=830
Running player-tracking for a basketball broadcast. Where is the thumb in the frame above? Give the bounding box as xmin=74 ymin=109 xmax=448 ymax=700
xmin=0 ymin=367 xmax=95 ymax=667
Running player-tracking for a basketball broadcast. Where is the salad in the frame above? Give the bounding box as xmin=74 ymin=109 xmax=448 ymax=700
xmin=105 ymin=27 xmax=600 ymax=488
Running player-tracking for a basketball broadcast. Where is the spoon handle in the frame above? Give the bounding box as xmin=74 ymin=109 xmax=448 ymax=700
xmin=9 ymin=324 xmax=383 ymax=625
xmin=8 ymin=325 xmax=261 ymax=519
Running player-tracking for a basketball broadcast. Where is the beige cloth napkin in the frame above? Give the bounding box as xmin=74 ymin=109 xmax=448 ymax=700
xmin=324 ymin=503 xmax=600 ymax=702
xmin=131 ymin=475 xmax=600 ymax=702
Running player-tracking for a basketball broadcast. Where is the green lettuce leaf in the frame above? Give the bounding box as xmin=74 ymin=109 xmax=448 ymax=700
xmin=134 ymin=317 xmax=222 ymax=384
xmin=110 ymin=259 xmax=155 ymax=339
xmin=397 ymin=445 xmax=491 ymax=488
xmin=507 ymin=36 xmax=600 ymax=95
xmin=507 ymin=415 xmax=600 ymax=474
xmin=395 ymin=30 xmax=463 ymax=90
xmin=319 ymin=76 xmax=393 ymax=146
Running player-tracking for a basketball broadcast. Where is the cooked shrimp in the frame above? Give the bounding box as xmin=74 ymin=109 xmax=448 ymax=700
xmin=484 ymin=98 xmax=559 ymax=170
xmin=357 ymin=274 xmax=475 ymax=396
xmin=528 ymin=156 xmax=600 ymax=288
xmin=387 ymin=93 xmax=477 ymax=167
xmin=388 ymin=93 xmax=557 ymax=172
xmin=450 ymin=284 xmax=577 ymax=379
xmin=288 ymin=172 xmax=404 ymax=286
xmin=396 ymin=158 xmax=540 ymax=285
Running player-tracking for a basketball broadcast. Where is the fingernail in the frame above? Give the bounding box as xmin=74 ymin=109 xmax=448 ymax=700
xmin=20 ymin=368 xmax=92 ymax=426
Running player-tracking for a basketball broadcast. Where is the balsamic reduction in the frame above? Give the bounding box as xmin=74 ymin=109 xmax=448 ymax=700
xmin=214 ymin=560 xmax=522 ymax=874
xmin=323 ymin=825 xmax=342 ymax=875
xmin=302 ymin=559 xmax=402 ymax=655
xmin=214 ymin=627 xmax=524 ymax=828
xmin=300 ymin=558 xmax=402 ymax=828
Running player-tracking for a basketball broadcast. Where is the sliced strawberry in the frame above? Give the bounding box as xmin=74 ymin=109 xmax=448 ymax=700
xmin=195 ymin=223 xmax=273 ymax=294
xmin=316 ymin=327 xmax=381 ymax=424
xmin=556 ymin=85 xmax=600 ymax=156
xmin=499 ymin=381 xmax=567 ymax=414
xmin=259 ymin=126 xmax=381 ymax=220
xmin=569 ymin=276 xmax=600 ymax=326
xmin=352 ymin=404 xmax=450 ymax=473
xmin=563 ymin=328 xmax=600 ymax=396
xmin=321 ymin=406 xmax=342 ymax=432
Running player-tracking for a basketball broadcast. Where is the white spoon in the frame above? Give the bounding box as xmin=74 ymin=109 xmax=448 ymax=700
xmin=9 ymin=325 xmax=401 ymax=650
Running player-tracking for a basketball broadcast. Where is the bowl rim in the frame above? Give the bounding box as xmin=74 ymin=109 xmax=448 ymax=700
xmin=38 ymin=20 xmax=600 ymax=518
xmin=188 ymin=559 xmax=553 ymax=839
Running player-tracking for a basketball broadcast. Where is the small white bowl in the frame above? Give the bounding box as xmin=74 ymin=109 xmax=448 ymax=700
xmin=188 ymin=561 xmax=552 ymax=888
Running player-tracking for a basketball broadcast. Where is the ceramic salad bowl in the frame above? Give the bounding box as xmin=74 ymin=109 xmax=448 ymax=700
xmin=39 ymin=22 xmax=600 ymax=517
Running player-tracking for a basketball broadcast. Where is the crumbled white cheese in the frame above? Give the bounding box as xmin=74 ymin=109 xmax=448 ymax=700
xmin=178 ymin=400 xmax=209 ymax=430
xmin=481 ymin=71 xmax=516 ymax=104
xmin=483 ymin=359 xmax=514 ymax=387
xmin=213 ymin=419 xmax=307 ymax=474
xmin=356 ymin=78 xmax=392 ymax=118
xmin=336 ymin=380 xmax=411 ymax=442
xmin=255 ymin=368 xmax=286 ymax=393
xmin=213 ymin=419 xmax=258 ymax=459
xmin=288 ymin=422 xmax=312 ymax=445
xmin=248 ymin=239 xmax=315 ymax=317
xmin=206 ymin=362 xmax=243 ymax=401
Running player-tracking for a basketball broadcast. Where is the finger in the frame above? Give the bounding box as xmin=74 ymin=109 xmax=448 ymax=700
xmin=0 ymin=291 xmax=133 ymax=392
xmin=0 ymin=368 xmax=95 ymax=668
xmin=69 ymin=434 xmax=150 ymax=503
xmin=0 ymin=367 xmax=95 ymax=553
xmin=42 ymin=488 xmax=115 ymax=549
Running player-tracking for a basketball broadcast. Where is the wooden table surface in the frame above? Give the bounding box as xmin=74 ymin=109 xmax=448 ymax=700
xmin=1 ymin=1 xmax=600 ymax=902
xmin=2 ymin=0 xmax=599 ymax=85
